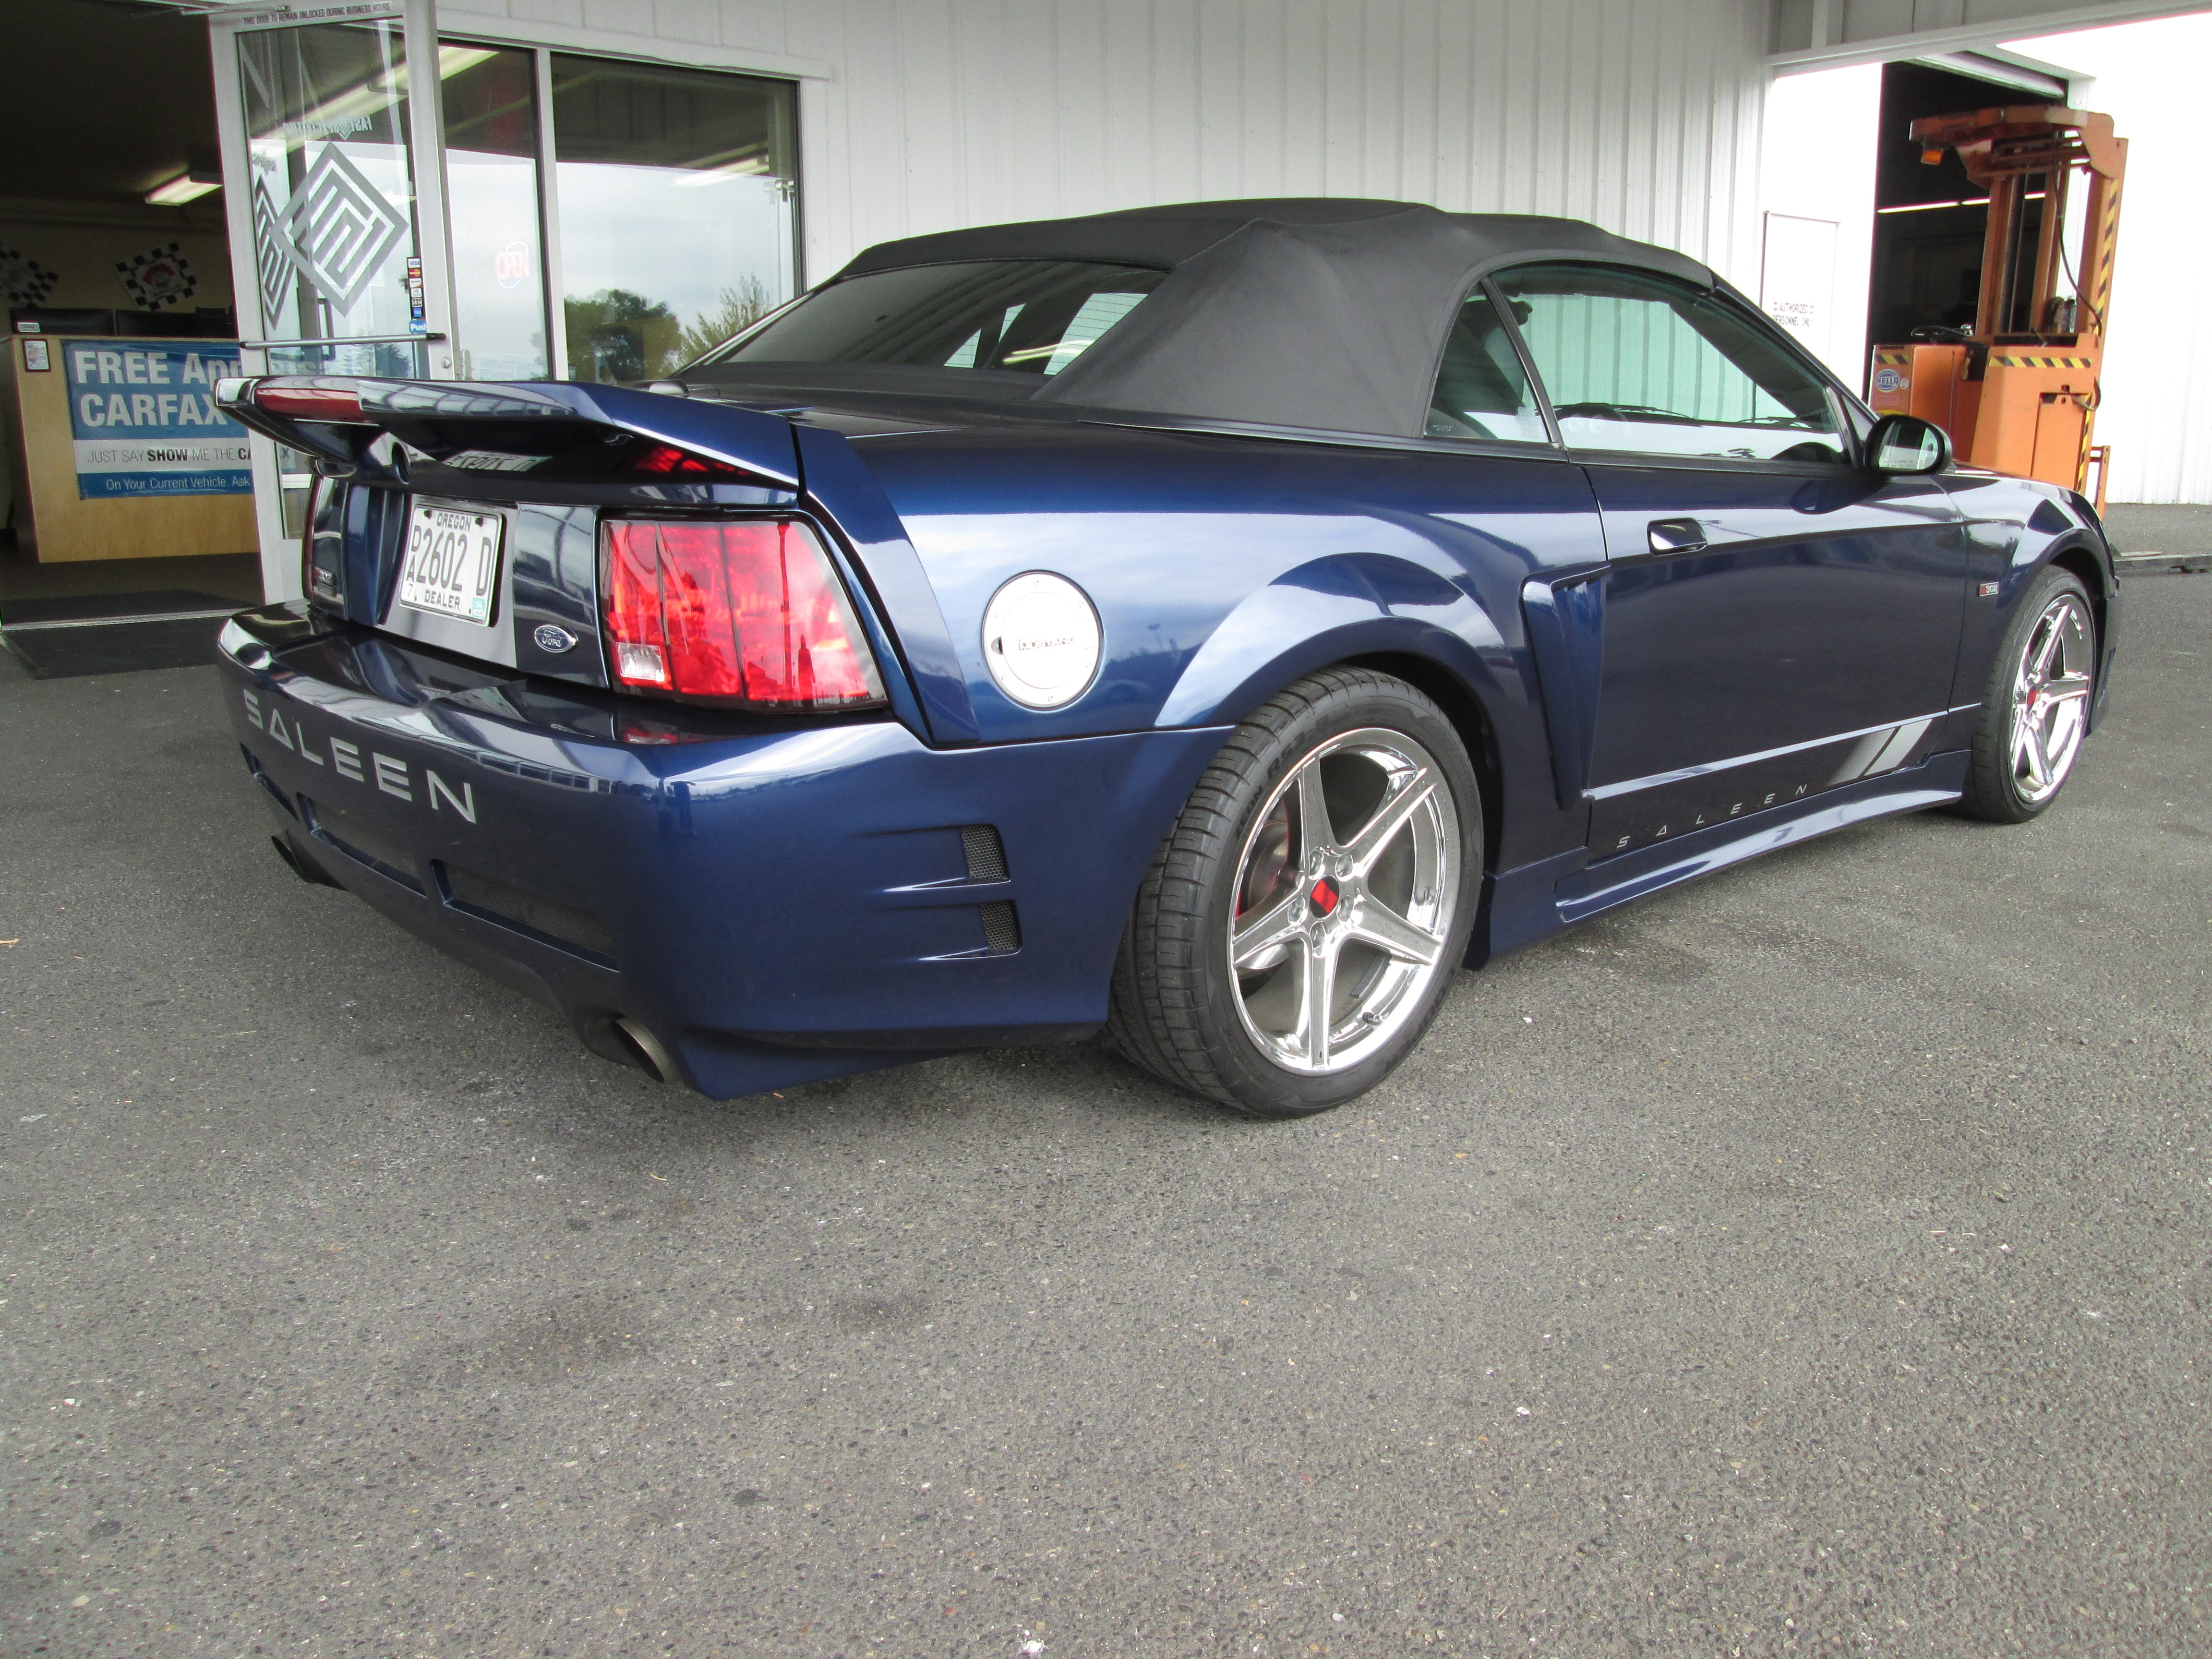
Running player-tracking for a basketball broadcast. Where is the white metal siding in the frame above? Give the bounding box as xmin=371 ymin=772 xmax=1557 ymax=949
xmin=443 ymin=0 xmax=1772 ymax=287
xmin=1771 ymin=0 xmax=2212 ymax=67
xmin=2003 ymin=12 xmax=2212 ymax=505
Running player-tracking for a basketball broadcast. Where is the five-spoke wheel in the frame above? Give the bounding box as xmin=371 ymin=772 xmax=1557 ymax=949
xmin=1110 ymin=669 xmax=1481 ymax=1117
xmin=1958 ymin=563 xmax=2099 ymax=823
xmin=1227 ymin=728 xmax=1459 ymax=1076
xmin=2007 ymin=590 xmax=2095 ymax=805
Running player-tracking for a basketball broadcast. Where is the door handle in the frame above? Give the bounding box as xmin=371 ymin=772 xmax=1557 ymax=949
xmin=1647 ymin=517 xmax=1708 ymax=555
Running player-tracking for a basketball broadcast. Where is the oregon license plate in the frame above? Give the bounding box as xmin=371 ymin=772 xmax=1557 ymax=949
xmin=399 ymin=505 xmax=504 ymax=625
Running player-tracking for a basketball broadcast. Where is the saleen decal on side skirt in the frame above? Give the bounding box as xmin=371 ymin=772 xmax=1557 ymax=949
xmin=240 ymin=688 xmax=476 ymax=823
xmin=1589 ymin=712 xmax=1956 ymax=858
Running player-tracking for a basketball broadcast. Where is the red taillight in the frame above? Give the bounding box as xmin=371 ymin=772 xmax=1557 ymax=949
xmin=604 ymin=519 xmax=670 ymax=687
xmin=256 ymin=381 xmax=366 ymax=423
xmin=628 ymin=443 xmax=742 ymax=477
xmin=600 ymin=519 xmax=887 ymax=709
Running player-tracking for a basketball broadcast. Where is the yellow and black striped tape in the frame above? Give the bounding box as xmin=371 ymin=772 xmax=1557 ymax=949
xmin=1992 ymin=354 xmax=2095 ymax=369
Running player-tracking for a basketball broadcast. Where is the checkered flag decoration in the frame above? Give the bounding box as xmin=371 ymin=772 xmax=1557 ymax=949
xmin=117 ymin=242 xmax=198 ymax=312
xmin=1 ymin=243 xmax=59 ymax=308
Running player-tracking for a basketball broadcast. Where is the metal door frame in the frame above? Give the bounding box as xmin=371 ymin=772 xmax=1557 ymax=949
xmin=208 ymin=0 xmax=457 ymax=600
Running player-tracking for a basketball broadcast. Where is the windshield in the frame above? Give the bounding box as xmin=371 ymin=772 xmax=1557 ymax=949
xmin=691 ymin=260 xmax=1165 ymax=376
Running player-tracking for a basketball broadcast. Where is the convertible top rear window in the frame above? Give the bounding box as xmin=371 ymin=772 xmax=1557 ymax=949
xmin=696 ymin=260 xmax=1165 ymax=376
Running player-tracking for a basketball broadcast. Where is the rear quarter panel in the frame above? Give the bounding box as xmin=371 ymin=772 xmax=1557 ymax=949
xmin=848 ymin=421 xmax=1609 ymax=870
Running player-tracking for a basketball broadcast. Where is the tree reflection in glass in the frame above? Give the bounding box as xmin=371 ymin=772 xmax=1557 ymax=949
xmin=442 ymin=45 xmax=549 ymax=380
xmin=550 ymin=57 xmax=797 ymax=383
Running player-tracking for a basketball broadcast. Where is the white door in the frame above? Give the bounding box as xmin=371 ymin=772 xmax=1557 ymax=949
xmin=207 ymin=0 xmax=457 ymax=600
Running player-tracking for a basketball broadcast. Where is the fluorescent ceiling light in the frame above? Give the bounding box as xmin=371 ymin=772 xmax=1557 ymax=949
xmin=147 ymin=175 xmax=221 ymax=205
xmin=674 ymin=154 xmax=772 ymax=187
xmin=1876 ymin=190 xmax=2050 ymax=215
xmin=439 ymin=45 xmax=499 ymax=79
xmin=1876 ymin=197 xmax=1991 ymax=214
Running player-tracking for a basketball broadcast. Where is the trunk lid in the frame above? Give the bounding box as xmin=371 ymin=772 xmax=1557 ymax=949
xmin=216 ymin=375 xmax=982 ymax=745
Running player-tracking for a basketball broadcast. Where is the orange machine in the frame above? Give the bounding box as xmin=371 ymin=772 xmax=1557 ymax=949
xmin=1868 ymin=105 xmax=2125 ymax=497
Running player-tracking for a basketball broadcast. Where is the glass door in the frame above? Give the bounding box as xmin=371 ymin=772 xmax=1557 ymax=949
xmin=238 ymin=19 xmax=441 ymax=377
xmin=210 ymin=0 xmax=456 ymax=598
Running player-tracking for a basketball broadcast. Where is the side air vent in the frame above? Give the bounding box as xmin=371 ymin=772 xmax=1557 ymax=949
xmin=302 ymin=799 xmax=422 ymax=892
xmin=242 ymin=745 xmax=299 ymax=819
xmin=979 ymin=900 xmax=1022 ymax=955
xmin=961 ymin=824 xmax=1009 ymax=884
xmin=439 ymin=862 xmax=618 ymax=966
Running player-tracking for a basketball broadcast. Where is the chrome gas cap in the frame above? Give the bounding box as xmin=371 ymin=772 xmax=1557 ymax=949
xmin=981 ymin=572 xmax=1102 ymax=710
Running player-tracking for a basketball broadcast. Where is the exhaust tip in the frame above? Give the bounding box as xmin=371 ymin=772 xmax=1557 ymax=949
xmin=609 ymin=1017 xmax=675 ymax=1084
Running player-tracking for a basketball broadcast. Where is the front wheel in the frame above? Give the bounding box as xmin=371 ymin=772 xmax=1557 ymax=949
xmin=1954 ymin=565 xmax=2098 ymax=823
xmin=1109 ymin=669 xmax=1483 ymax=1117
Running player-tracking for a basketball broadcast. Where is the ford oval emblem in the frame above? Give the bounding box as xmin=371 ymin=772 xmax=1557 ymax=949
xmin=533 ymin=623 xmax=577 ymax=654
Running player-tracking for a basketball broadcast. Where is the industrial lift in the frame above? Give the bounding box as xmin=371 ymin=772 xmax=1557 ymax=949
xmin=1868 ymin=104 xmax=2126 ymax=503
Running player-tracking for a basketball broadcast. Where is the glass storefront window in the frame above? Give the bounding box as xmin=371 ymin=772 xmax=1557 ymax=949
xmin=442 ymin=45 xmax=550 ymax=380
xmin=218 ymin=26 xmax=806 ymax=586
xmin=233 ymin=33 xmax=801 ymax=394
xmin=549 ymin=56 xmax=799 ymax=383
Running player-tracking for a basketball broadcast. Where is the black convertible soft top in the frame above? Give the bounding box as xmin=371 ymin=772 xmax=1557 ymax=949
xmin=816 ymin=198 xmax=1720 ymax=438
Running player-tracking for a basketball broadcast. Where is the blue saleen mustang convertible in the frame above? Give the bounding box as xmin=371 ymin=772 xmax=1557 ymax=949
xmin=214 ymin=199 xmax=2118 ymax=1117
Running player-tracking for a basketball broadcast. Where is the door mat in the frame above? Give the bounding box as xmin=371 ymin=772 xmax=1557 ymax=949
xmin=0 ymin=589 xmax=235 ymax=626
xmin=2 ymin=615 xmax=225 ymax=678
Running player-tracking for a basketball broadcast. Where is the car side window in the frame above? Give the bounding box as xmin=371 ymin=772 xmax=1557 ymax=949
xmin=1492 ymin=263 xmax=1847 ymax=464
xmin=1427 ymin=290 xmax=1549 ymax=444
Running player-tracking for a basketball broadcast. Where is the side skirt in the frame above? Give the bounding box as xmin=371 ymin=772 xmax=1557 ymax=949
xmin=1473 ymin=749 xmax=1968 ymax=962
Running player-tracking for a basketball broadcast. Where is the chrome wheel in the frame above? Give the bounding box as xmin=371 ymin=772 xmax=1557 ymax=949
xmin=1227 ymin=728 xmax=1460 ymax=1076
xmin=2008 ymin=592 xmax=2094 ymax=805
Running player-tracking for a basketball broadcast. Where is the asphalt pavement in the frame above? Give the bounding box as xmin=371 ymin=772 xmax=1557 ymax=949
xmin=2 ymin=567 xmax=2207 ymax=1659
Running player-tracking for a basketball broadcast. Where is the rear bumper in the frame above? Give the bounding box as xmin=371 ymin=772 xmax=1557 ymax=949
xmin=220 ymin=606 xmax=1228 ymax=1098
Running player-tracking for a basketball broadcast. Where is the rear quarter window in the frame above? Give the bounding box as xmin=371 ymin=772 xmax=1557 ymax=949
xmin=696 ymin=261 xmax=1165 ymax=376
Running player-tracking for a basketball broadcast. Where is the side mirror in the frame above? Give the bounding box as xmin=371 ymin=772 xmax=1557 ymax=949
xmin=1865 ymin=413 xmax=1950 ymax=476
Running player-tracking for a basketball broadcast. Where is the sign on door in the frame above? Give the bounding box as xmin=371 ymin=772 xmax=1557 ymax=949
xmin=1760 ymin=213 xmax=1839 ymax=363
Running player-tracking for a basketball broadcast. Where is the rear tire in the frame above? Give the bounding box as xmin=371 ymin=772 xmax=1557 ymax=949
xmin=1109 ymin=669 xmax=1482 ymax=1117
xmin=1954 ymin=565 xmax=2097 ymax=823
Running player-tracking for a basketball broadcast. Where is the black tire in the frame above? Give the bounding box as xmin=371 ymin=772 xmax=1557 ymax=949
xmin=1108 ymin=668 xmax=1483 ymax=1117
xmin=1954 ymin=564 xmax=2098 ymax=824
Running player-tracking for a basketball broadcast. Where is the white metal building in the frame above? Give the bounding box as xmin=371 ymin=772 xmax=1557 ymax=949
xmin=189 ymin=0 xmax=2210 ymax=592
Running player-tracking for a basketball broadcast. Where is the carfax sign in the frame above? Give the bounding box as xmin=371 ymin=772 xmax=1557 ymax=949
xmin=64 ymin=339 xmax=251 ymax=500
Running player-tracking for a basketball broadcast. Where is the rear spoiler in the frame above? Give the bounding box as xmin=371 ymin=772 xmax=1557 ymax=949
xmin=212 ymin=374 xmax=801 ymax=489
xmin=215 ymin=373 xmax=985 ymax=745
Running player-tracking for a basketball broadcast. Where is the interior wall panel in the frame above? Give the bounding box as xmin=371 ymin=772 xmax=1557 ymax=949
xmin=445 ymin=0 xmax=1773 ymax=286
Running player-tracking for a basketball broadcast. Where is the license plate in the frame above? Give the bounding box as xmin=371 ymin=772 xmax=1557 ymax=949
xmin=399 ymin=505 xmax=504 ymax=625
